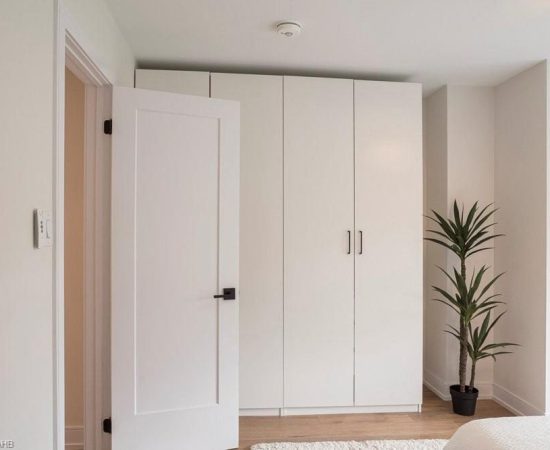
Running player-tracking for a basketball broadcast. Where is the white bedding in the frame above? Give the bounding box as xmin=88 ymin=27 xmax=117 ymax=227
xmin=444 ymin=416 xmax=550 ymax=449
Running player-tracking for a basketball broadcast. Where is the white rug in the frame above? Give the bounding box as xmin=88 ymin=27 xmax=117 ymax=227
xmin=251 ymin=440 xmax=448 ymax=450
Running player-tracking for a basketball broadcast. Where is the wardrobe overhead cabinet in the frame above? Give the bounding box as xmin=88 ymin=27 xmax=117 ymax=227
xmin=136 ymin=70 xmax=423 ymax=415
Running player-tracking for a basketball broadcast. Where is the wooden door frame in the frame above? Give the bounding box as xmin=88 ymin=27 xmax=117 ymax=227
xmin=54 ymin=3 xmax=113 ymax=449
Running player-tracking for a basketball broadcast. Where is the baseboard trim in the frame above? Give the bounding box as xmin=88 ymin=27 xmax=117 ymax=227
xmin=243 ymin=382 xmax=547 ymax=417
xmin=241 ymin=404 xmax=421 ymax=417
xmin=424 ymin=377 xmax=547 ymax=416
xmin=477 ymin=382 xmax=494 ymax=399
xmin=66 ymin=445 xmax=84 ymax=450
xmin=240 ymin=408 xmax=281 ymax=417
xmin=65 ymin=425 xmax=83 ymax=450
xmin=492 ymin=383 xmax=546 ymax=416
xmin=281 ymin=404 xmax=420 ymax=416
xmin=423 ymin=370 xmax=451 ymax=401
xmin=423 ymin=371 xmax=493 ymax=400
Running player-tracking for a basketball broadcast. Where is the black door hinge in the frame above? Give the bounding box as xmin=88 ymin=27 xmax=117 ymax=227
xmin=104 ymin=119 xmax=113 ymax=135
xmin=103 ymin=417 xmax=112 ymax=434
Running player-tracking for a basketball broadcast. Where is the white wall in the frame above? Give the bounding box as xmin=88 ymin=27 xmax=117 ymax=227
xmin=0 ymin=2 xmax=55 ymax=448
xmin=0 ymin=1 xmax=134 ymax=449
xmin=64 ymin=0 xmax=135 ymax=86
xmin=447 ymin=86 xmax=496 ymax=396
xmin=423 ymin=88 xmax=453 ymax=397
xmin=494 ymin=61 xmax=548 ymax=416
xmin=425 ymin=66 xmax=550 ymax=415
xmin=423 ymin=86 xmax=496 ymax=399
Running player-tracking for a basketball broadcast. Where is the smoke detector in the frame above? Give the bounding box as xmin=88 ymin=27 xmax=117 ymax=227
xmin=276 ymin=21 xmax=302 ymax=38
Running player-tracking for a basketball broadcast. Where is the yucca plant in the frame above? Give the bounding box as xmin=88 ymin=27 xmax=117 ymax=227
xmin=426 ymin=201 xmax=506 ymax=394
xmin=447 ymin=311 xmax=517 ymax=390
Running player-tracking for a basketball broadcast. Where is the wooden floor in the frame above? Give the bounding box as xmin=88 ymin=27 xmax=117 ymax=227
xmin=239 ymin=387 xmax=513 ymax=449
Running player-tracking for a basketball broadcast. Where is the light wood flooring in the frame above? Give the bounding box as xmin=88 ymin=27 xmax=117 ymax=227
xmin=239 ymin=387 xmax=513 ymax=449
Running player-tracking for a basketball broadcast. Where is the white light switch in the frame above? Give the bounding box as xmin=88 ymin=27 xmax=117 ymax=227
xmin=34 ymin=209 xmax=53 ymax=248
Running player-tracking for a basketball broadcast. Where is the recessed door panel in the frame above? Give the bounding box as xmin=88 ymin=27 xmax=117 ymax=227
xmin=134 ymin=110 xmax=219 ymax=414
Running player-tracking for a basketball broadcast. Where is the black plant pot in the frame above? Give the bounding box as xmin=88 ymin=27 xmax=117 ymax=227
xmin=450 ymin=384 xmax=479 ymax=416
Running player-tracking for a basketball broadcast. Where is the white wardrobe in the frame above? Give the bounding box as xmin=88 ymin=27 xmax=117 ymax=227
xmin=136 ymin=70 xmax=423 ymax=414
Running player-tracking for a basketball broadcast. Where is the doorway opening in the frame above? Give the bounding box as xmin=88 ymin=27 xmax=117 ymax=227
xmin=58 ymin=35 xmax=113 ymax=450
xmin=64 ymin=66 xmax=85 ymax=450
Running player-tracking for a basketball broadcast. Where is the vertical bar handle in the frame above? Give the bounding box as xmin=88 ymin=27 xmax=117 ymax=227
xmin=359 ymin=230 xmax=363 ymax=255
xmin=347 ymin=230 xmax=351 ymax=254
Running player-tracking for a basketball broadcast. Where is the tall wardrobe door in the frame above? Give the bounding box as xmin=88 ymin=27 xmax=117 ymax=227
xmin=211 ymin=73 xmax=284 ymax=409
xmin=284 ymin=76 xmax=355 ymax=407
xmin=354 ymin=81 xmax=423 ymax=406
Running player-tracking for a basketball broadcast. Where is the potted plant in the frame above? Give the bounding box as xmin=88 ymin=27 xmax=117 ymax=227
xmin=426 ymin=201 xmax=517 ymax=416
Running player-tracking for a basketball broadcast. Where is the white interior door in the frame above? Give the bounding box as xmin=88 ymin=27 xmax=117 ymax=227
xmin=111 ymin=87 xmax=239 ymax=450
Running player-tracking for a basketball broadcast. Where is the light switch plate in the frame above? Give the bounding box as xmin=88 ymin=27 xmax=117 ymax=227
xmin=34 ymin=209 xmax=53 ymax=248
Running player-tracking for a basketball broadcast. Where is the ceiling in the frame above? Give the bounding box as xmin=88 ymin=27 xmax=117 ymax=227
xmin=105 ymin=0 xmax=550 ymax=94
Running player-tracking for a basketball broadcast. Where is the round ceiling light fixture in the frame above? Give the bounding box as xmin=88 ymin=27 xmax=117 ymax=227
xmin=276 ymin=21 xmax=302 ymax=38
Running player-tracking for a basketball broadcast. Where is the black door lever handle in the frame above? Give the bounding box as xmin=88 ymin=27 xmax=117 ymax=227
xmin=213 ymin=288 xmax=236 ymax=300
